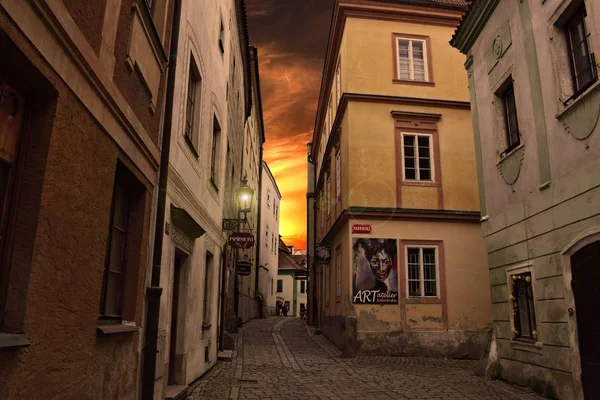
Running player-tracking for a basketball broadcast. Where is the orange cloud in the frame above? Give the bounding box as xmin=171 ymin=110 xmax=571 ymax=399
xmin=247 ymin=0 xmax=334 ymax=250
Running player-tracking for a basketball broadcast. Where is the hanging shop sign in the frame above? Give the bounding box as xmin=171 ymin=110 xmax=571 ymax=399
xmin=236 ymin=259 xmax=252 ymax=276
xmin=352 ymin=224 xmax=372 ymax=234
xmin=229 ymin=232 xmax=255 ymax=249
xmin=316 ymin=244 xmax=331 ymax=265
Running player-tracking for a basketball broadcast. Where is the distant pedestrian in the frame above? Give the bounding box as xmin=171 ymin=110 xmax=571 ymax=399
xmin=276 ymin=302 xmax=282 ymax=316
xmin=282 ymin=303 xmax=288 ymax=317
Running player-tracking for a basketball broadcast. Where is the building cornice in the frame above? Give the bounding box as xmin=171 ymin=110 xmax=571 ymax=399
xmin=311 ymin=0 xmax=466 ymax=157
xmin=262 ymin=160 xmax=282 ymax=199
xmin=319 ymin=208 xmax=480 ymax=244
xmin=450 ymin=0 xmax=500 ymax=54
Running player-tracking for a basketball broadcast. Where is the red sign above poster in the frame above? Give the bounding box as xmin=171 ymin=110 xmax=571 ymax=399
xmin=352 ymin=224 xmax=372 ymax=234
xmin=229 ymin=232 xmax=255 ymax=249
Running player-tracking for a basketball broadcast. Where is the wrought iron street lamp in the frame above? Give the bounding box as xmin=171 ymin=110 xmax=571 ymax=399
xmin=223 ymin=176 xmax=255 ymax=231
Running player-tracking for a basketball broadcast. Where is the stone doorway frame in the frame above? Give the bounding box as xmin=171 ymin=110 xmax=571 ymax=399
xmin=168 ymin=225 xmax=193 ymax=386
xmin=560 ymin=226 xmax=600 ymax=400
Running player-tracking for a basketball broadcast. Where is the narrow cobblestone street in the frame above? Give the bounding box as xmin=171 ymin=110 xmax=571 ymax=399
xmin=189 ymin=318 xmax=543 ymax=400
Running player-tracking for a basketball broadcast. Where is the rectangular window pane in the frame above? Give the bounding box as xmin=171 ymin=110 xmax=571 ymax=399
xmin=407 ymin=248 xmax=421 ymax=296
xmin=104 ymin=272 xmax=122 ymax=317
xmin=398 ymin=40 xmax=410 ymax=80
xmin=277 ymin=279 xmax=283 ymax=292
xmin=504 ymin=86 xmax=520 ymax=149
xmin=403 ymin=135 xmax=416 ymax=180
xmin=569 ymin=12 xmax=595 ymax=91
xmin=423 ymin=248 xmax=437 ymax=296
xmin=516 ymin=279 xmax=532 ymax=337
xmin=412 ymin=41 xmax=426 ymax=81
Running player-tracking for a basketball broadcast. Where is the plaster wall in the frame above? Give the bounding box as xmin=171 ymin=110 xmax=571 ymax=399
xmin=320 ymin=219 xmax=491 ymax=358
xmin=155 ymin=0 xmax=244 ymax=396
xmin=259 ymin=164 xmax=282 ymax=313
xmin=463 ymin=0 xmax=600 ymax=398
xmin=0 ymin=7 xmax=156 ymax=399
xmin=346 ymin=102 xmax=479 ymax=212
xmin=345 ymin=17 xmax=469 ymax=102
xmin=237 ymin=73 xmax=263 ymax=323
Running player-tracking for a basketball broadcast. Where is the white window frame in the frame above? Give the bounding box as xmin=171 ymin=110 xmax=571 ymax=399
xmin=405 ymin=246 xmax=440 ymax=298
xmin=396 ymin=37 xmax=429 ymax=82
xmin=400 ymin=132 xmax=435 ymax=182
xmin=267 ymin=188 xmax=271 ymax=207
xmin=505 ymin=262 xmax=539 ymax=342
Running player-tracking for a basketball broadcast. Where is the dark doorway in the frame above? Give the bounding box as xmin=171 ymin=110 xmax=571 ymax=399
xmin=169 ymin=251 xmax=186 ymax=385
xmin=571 ymin=240 xmax=600 ymax=399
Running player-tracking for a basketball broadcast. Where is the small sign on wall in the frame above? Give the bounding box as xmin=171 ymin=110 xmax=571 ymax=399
xmin=316 ymin=245 xmax=331 ymax=265
xmin=352 ymin=224 xmax=372 ymax=234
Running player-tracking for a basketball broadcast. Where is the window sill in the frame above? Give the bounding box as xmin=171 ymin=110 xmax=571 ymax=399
xmin=392 ymin=78 xmax=435 ymax=87
xmin=510 ymin=338 xmax=543 ymax=354
xmin=406 ymin=297 xmax=441 ymax=304
xmin=210 ymin=178 xmax=219 ymax=193
xmin=97 ymin=323 xmax=138 ymax=335
xmin=497 ymin=143 xmax=524 ymax=165
xmin=559 ymin=79 xmax=600 ymax=113
xmin=184 ymin=134 xmax=199 ymax=159
xmin=0 ymin=332 xmax=30 ymax=349
xmin=401 ymin=180 xmax=437 ymax=187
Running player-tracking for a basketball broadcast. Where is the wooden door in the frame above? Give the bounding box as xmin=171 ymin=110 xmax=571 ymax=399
xmin=571 ymin=241 xmax=600 ymax=399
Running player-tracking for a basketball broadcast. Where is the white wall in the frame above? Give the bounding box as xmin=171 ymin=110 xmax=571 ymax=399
xmin=259 ymin=162 xmax=281 ymax=315
xmin=156 ymin=0 xmax=247 ymax=396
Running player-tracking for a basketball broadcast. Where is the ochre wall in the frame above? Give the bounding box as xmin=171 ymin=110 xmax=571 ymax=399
xmin=321 ymin=219 xmax=492 ymax=335
xmin=345 ymin=17 xmax=470 ymax=101
xmin=347 ymin=102 xmax=480 ymax=212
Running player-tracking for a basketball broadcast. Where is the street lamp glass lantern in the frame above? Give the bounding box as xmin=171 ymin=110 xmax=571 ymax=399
xmin=236 ymin=178 xmax=254 ymax=215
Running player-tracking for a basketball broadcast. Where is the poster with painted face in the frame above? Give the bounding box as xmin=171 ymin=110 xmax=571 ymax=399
xmin=352 ymin=238 xmax=398 ymax=304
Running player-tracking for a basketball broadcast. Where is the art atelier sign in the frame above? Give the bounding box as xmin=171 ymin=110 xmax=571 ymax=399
xmin=352 ymin=224 xmax=372 ymax=234
xmin=229 ymin=232 xmax=255 ymax=249
xmin=352 ymin=238 xmax=398 ymax=305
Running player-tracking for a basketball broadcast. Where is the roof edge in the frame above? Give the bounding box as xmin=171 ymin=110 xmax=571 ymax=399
xmin=450 ymin=0 xmax=500 ymax=54
xmin=262 ymin=160 xmax=282 ymax=199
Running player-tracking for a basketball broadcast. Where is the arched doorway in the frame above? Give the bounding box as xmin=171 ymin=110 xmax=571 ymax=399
xmin=571 ymin=240 xmax=600 ymax=399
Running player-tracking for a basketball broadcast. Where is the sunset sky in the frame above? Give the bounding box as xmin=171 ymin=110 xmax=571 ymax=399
xmin=246 ymin=0 xmax=335 ymax=250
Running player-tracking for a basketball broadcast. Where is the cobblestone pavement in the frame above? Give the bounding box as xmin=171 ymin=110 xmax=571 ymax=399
xmin=188 ymin=317 xmax=544 ymax=400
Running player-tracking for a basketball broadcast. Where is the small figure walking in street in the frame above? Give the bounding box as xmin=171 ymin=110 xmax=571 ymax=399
xmin=282 ymin=303 xmax=288 ymax=317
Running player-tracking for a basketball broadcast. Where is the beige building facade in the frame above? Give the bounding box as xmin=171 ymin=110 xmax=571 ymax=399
xmin=309 ymin=0 xmax=492 ymax=359
xmin=259 ymin=161 xmax=282 ymax=317
xmin=155 ymin=0 xmax=252 ymax=398
xmin=235 ymin=46 xmax=264 ymax=325
xmin=452 ymin=0 xmax=600 ymax=398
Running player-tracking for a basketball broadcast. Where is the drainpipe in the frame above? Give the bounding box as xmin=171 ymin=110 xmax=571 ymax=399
xmin=141 ymin=0 xmax=182 ymax=397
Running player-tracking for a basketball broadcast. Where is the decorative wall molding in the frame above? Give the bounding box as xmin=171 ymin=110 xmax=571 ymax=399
xmin=486 ymin=21 xmax=512 ymax=73
xmin=497 ymin=145 xmax=525 ymax=185
xmin=557 ymin=82 xmax=600 ymax=140
xmin=171 ymin=225 xmax=194 ymax=254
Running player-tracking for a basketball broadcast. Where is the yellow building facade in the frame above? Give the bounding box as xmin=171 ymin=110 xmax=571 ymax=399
xmin=309 ymin=0 xmax=492 ymax=357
